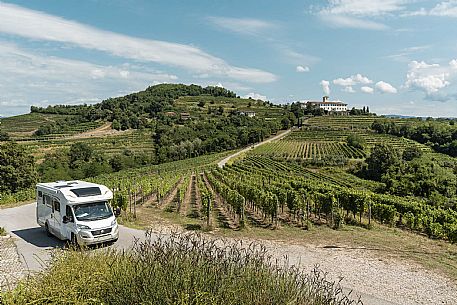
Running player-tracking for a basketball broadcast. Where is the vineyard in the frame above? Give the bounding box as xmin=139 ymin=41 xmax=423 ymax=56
xmin=288 ymin=129 xmax=431 ymax=151
xmin=249 ymin=117 xmax=432 ymax=161
xmin=74 ymin=150 xmax=457 ymax=245
xmin=11 ymin=130 xmax=154 ymax=162
xmin=251 ymin=140 xmax=366 ymax=159
xmin=0 ymin=113 xmax=104 ymax=139
xmin=304 ymin=115 xmax=418 ymax=130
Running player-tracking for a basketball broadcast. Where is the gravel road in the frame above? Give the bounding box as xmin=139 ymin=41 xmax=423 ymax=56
xmin=1 ymin=202 xmax=456 ymax=304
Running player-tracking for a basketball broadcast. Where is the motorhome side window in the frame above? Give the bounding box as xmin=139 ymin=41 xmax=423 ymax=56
xmin=43 ymin=195 xmax=51 ymax=206
xmin=66 ymin=205 xmax=73 ymax=217
xmin=38 ymin=191 xmax=42 ymax=198
xmin=52 ymin=198 xmax=60 ymax=212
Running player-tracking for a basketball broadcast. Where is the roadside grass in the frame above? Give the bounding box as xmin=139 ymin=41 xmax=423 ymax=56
xmin=0 ymin=199 xmax=35 ymax=210
xmin=1 ymin=232 xmax=360 ymax=305
xmin=0 ymin=226 xmax=6 ymax=236
xmin=121 ymin=207 xmax=457 ymax=283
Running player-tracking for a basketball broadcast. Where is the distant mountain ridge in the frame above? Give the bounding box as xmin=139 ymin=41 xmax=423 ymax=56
xmin=384 ymin=114 xmax=456 ymax=119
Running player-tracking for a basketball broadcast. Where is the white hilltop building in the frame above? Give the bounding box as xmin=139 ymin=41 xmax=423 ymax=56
xmin=301 ymin=96 xmax=348 ymax=112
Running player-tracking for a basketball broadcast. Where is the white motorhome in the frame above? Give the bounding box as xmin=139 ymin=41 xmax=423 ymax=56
xmin=36 ymin=180 xmax=119 ymax=246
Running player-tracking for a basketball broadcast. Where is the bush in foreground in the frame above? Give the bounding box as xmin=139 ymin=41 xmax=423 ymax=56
xmin=2 ymin=232 xmax=361 ymax=305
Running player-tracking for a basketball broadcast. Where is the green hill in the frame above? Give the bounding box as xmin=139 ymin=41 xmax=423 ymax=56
xmin=0 ymin=84 xmax=289 ymax=183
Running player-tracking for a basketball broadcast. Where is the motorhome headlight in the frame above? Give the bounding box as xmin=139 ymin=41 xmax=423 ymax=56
xmin=77 ymin=224 xmax=91 ymax=230
xmin=111 ymin=219 xmax=117 ymax=227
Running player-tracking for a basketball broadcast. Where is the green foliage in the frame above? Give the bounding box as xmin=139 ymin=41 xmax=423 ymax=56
xmin=402 ymin=146 xmax=423 ymax=161
xmin=372 ymin=118 xmax=457 ymax=157
xmin=113 ymin=191 xmax=128 ymax=211
xmin=34 ymin=116 xmax=101 ymax=136
xmin=0 ymin=226 xmax=6 ymax=236
xmin=363 ymin=143 xmax=400 ymax=181
xmin=0 ymin=131 xmax=9 ymax=141
xmin=69 ymin=142 xmax=93 ymax=166
xmin=346 ymin=133 xmax=366 ymax=150
xmin=0 ymin=142 xmax=37 ymax=193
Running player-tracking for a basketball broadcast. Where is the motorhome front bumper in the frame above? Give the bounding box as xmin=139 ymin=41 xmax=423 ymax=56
xmin=77 ymin=225 xmax=119 ymax=246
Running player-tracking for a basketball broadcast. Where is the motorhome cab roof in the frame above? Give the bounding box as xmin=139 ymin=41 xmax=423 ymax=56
xmin=36 ymin=180 xmax=113 ymax=204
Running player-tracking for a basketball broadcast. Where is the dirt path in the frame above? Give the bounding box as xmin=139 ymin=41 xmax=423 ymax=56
xmin=159 ymin=178 xmax=184 ymax=210
xmin=217 ymin=128 xmax=292 ymax=168
xmin=180 ymin=175 xmax=193 ymax=217
xmin=68 ymin=122 xmax=130 ymax=139
xmin=261 ymin=240 xmax=457 ymax=305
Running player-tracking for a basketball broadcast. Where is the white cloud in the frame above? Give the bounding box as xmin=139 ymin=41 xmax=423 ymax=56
xmin=208 ymin=16 xmax=320 ymax=67
xmin=318 ymin=14 xmax=388 ymax=30
xmin=450 ymin=59 xmax=457 ymax=69
xmin=0 ymin=42 xmax=179 ymax=115
xmin=320 ymin=80 xmax=331 ymax=95
xmin=333 ymin=73 xmax=373 ymax=86
xmin=0 ymin=3 xmax=276 ymax=83
xmin=361 ymin=86 xmax=374 ymax=93
xmin=243 ymin=92 xmax=267 ymax=101
xmin=207 ymin=16 xmax=277 ymax=36
xmin=404 ymin=1 xmax=457 ymax=18
xmin=429 ymin=1 xmax=457 ymax=17
xmin=314 ymin=0 xmax=409 ymax=30
xmin=296 ymin=65 xmax=310 ymax=72
xmin=342 ymin=86 xmax=356 ymax=93
xmin=375 ymin=81 xmax=398 ymax=93
xmin=320 ymin=0 xmax=408 ymax=16
xmin=386 ymin=45 xmax=431 ymax=62
xmin=404 ymin=60 xmax=455 ymax=94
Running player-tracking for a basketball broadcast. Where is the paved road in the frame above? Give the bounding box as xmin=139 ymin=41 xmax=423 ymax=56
xmin=217 ymin=128 xmax=292 ymax=168
xmin=0 ymin=202 xmax=146 ymax=271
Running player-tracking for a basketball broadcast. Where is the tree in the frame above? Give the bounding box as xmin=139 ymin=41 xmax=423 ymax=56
xmin=112 ymin=119 xmax=121 ymax=130
xmin=69 ymin=142 xmax=93 ymax=168
xmin=402 ymin=146 xmax=423 ymax=161
xmin=0 ymin=142 xmax=37 ymax=193
xmin=347 ymin=133 xmax=366 ymax=150
xmin=364 ymin=143 xmax=400 ymax=181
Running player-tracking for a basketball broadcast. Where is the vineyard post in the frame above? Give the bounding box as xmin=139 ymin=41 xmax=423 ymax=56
xmin=133 ymin=187 xmax=137 ymax=219
xmin=177 ymin=188 xmax=181 ymax=212
xmin=128 ymin=187 xmax=131 ymax=214
xmin=207 ymin=197 xmax=211 ymax=227
xmin=368 ymin=197 xmax=372 ymax=226
xmin=306 ymin=197 xmax=309 ymax=222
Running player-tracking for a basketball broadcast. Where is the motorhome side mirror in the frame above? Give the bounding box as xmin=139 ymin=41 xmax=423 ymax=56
xmin=63 ymin=215 xmax=74 ymax=223
xmin=114 ymin=207 xmax=121 ymax=217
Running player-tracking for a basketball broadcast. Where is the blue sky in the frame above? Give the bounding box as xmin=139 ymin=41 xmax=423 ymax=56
xmin=1 ymin=0 xmax=457 ymax=117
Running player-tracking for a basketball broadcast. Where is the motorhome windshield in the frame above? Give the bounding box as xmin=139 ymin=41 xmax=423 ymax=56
xmin=73 ymin=201 xmax=113 ymax=221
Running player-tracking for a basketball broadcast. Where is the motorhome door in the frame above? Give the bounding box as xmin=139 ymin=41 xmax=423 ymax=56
xmin=51 ymin=197 xmax=62 ymax=237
